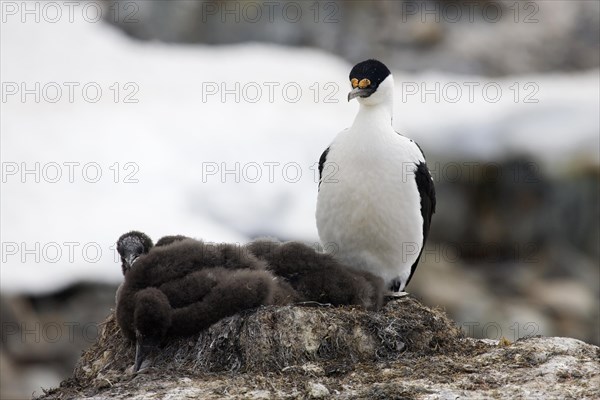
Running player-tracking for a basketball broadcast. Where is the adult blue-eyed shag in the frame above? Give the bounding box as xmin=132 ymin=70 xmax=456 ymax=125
xmin=316 ymin=59 xmax=436 ymax=293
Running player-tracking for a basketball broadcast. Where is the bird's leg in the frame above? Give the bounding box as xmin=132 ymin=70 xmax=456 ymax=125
xmin=389 ymin=277 xmax=402 ymax=292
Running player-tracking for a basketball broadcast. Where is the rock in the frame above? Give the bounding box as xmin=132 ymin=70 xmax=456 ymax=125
xmin=1 ymin=283 xmax=120 ymax=399
xmin=245 ymin=389 xmax=271 ymax=399
xmin=307 ymin=382 xmax=330 ymax=399
xmin=36 ymin=297 xmax=599 ymax=399
xmin=105 ymin=0 xmax=600 ymax=75
xmin=531 ymin=279 xmax=597 ymax=318
xmin=411 ymin=158 xmax=600 ymax=347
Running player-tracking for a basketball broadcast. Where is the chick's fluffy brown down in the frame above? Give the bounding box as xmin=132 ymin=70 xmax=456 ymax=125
xmin=116 ymin=235 xmax=384 ymax=345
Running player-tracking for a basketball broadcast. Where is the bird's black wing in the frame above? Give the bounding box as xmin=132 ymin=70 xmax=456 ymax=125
xmin=403 ymin=160 xmax=436 ymax=289
xmin=415 ymin=161 xmax=436 ymax=238
xmin=317 ymin=147 xmax=330 ymax=190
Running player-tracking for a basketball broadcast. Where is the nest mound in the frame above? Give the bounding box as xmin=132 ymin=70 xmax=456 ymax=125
xmin=38 ymin=296 xmax=600 ymax=399
xmin=50 ymin=297 xmax=464 ymax=393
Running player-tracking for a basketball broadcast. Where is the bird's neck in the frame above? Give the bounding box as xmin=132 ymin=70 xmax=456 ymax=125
xmin=352 ymin=101 xmax=394 ymax=132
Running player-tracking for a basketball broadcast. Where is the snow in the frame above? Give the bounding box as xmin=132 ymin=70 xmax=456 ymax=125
xmin=1 ymin=12 xmax=598 ymax=294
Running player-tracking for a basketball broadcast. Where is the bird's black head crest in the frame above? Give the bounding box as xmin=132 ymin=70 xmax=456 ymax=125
xmin=348 ymin=59 xmax=391 ymax=100
xmin=117 ymin=231 xmax=153 ymax=275
xmin=349 ymin=59 xmax=390 ymax=88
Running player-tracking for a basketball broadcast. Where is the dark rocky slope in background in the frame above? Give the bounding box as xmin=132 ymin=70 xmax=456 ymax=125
xmin=104 ymin=0 xmax=600 ymax=76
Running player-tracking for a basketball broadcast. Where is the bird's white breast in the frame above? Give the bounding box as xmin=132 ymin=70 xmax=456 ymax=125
xmin=316 ymin=123 xmax=425 ymax=286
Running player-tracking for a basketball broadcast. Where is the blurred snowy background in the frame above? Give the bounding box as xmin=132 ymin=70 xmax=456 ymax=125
xmin=1 ymin=0 xmax=599 ymax=398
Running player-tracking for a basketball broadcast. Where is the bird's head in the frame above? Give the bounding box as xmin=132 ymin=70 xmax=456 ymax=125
xmin=116 ymin=231 xmax=153 ymax=275
xmin=347 ymin=59 xmax=393 ymax=106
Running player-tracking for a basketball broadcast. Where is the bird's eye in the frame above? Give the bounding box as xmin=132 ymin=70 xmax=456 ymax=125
xmin=351 ymin=78 xmax=358 ymax=88
xmin=358 ymin=78 xmax=371 ymax=89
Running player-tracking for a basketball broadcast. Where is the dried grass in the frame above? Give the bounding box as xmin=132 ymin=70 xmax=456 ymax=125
xmin=39 ymin=297 xmax=480 ymax=399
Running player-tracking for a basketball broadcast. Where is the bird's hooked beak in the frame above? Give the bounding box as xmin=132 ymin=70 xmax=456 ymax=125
xmin=348 ymin=87 xmax=375 ymax=102
xmin=125 ymin=254 xmax=138 ymax=269
xmin=133 ymin=332 xmax=157 ymax=373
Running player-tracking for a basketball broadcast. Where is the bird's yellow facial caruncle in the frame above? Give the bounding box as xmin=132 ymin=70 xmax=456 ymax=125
xmin=350 ymin=78 xmax=371 ymax=89
xmin=348 ymin=78 xmax=375 ymax=101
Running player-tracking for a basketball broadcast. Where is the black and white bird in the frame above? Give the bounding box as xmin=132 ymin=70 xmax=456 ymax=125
xmin=316 ymin=59 xmax=436 ymax=293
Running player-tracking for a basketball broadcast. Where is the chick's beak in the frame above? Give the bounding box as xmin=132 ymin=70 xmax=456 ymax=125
xmin=134 ymin=333 xmax=158 ymax=373
xmin=125 ymin=254 xmax=138 ymax=269
xmin=133 ymin=339 xmax=146 ymax=372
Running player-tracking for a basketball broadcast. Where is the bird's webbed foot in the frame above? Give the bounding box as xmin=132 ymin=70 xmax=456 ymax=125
xmin=386 ymin=278 xmax=409 ymax=300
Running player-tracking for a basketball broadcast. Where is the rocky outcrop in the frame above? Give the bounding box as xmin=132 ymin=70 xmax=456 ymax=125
xmin=38 ymin=297 xmax=599 ymax=399
xmin=105 ymin=0 xmax=600 ymax=75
